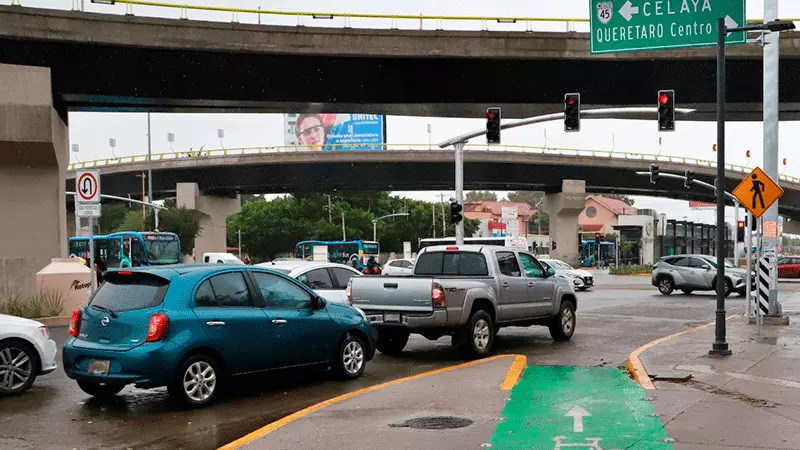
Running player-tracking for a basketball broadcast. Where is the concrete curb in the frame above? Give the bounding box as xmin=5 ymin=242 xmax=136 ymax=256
xmin=34 ymin=316 xmax=70 ymax=328
xmin=626 ymin=315 xmax=737 ymax=390
xmin=218 ymin=354 xmax=527 ymax=450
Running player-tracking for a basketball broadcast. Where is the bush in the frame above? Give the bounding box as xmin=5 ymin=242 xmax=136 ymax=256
xmin=0 ymin=289 xmax=65 ymax=319
xmin=610 ymin=264 xmax=653 ymax=275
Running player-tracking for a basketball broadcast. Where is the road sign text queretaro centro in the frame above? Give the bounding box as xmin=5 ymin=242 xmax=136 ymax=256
xmin=590 ymin=0 xmax=746 ymax=54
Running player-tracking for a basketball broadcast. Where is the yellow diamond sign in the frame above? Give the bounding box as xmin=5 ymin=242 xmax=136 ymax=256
xmin=732 ymin=167 xmax=784 ymax=219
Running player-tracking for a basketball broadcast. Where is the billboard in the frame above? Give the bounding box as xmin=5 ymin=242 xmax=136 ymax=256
xmin=689 ymin=201 xmax=717 ymax=210
xmin=284 ymin=113 xmax=385 ymax=151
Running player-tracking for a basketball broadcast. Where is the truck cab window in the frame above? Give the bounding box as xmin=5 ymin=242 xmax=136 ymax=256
xmin=496 ymin=252 xmax=521 ymax=277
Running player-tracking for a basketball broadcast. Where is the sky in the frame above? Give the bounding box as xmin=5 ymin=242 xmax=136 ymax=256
xmin=21 ymin=0 xmax=800 ymax=226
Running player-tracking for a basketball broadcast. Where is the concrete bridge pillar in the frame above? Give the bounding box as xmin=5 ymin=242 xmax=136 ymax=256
xmin=176 ymin=183 xmax=240 ymax=260
xmin=544 ymin=180 xmax=586 ymax=266
xmin=0 ymin=64 xmax=68 ymax=297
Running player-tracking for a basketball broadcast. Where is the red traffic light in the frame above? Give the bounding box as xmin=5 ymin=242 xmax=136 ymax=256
xmin=737 ymin=221 xmax=745 ymax=229
xmin=566 ymin=97 xmax=576 ymax=105
xmin=659 ymin=94 xmax=669 ymax=105
xmin=595 ymin=233 xmax=601 ymax=239
xmin=486 ymin=111 xmax=495 ymax=120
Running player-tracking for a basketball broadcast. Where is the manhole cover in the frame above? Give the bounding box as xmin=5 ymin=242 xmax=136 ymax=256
xmin=389 ymin=416 xmax=474 ymax=430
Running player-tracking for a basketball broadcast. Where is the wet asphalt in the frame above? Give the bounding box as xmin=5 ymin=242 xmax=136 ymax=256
xmin=2 ymin=275 xmax=796 ymax=450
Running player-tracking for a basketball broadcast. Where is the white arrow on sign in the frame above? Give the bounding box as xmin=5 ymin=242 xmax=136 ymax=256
xmin=565 ymin=406 xmax=590 ymax=433
xmin=725 ymin=15 xmax=740 ymax=30
xmin=619 ymin=1 xmax=640 ymax=22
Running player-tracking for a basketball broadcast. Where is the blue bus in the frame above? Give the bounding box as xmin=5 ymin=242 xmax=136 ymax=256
xmin=579 ymin=240 xmax=616 ymax=267
xmin=68 ymin=231 xmax=181 ymax=268
xmin=294 ymin=240 xmax=380 ymax=268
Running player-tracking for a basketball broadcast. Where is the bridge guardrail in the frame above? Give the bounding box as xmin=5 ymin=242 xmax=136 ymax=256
xmin=21 ymin=1 xmax=800 ymax=33
xmin=66 ymin=144 xmax=800 ymax=184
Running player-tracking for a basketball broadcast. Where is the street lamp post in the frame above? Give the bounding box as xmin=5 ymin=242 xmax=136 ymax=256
xmin=109 ymin=138 xmax=117 ymax=158
xmin=147 ymin=113 xmax=159 ymax=229
xmin=217 ymin=129 xmax=225 ymax=149
xmin=372 ymin=213 xmax=410 ymax=242
xmin=711 ymin=17 xmax=795 ymax=357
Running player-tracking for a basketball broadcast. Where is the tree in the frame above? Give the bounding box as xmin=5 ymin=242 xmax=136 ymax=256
xmin=507 ymin=191 xmax=549 ymax=235
xmin=158 ymin=207 xmax=203 ymax=255
xmin=97 ymin=203 xmax=129 ymax=234
xmin=465 ymin=191 xmax=498 ymax=202
xmin=603 ymin=194 xmax=635 ymax=206
xmin=116 ymin=211 xmax=147 ymax=232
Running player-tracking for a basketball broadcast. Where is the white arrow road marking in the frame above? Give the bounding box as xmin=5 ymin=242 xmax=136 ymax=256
xmin=564 ymin=406 xmax=591 ymax=433
xmin=619 ymin=1 xmax=640 ymax=22
xmin=725 ymin=15 xmax=740 ymax=30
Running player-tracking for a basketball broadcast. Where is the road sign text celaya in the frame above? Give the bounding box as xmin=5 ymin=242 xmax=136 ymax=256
xmin=591 ymin=0 xmax=745 ymax=54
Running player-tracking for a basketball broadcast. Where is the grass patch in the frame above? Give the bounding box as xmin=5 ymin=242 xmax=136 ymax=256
xmin=0 ymin=289 xmax=65 ymax=319
xmin=610 ymin=264 xmax=653 ymax=275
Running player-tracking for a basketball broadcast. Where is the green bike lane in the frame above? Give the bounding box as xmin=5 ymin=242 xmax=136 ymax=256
xmin=491 ymin=366 xmax=673 ymax=450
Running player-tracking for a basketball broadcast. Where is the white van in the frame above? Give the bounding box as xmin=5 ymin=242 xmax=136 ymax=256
xmin=202 ymin=252 xmax=245 ymax=265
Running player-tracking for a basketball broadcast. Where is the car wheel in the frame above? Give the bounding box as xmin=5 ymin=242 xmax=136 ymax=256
xmin=658 ymin=277 xmax=675 ymax=295
xmin=681 ymin=289 xmax=694 ymax=295
xmin=0 ymin=341 xmax=38 ymax=396
xmin=333 ymin=334 xmax=366 ymax=380
xmin=168 ymin=355 xmax=220 ymax=408
xmin=714 ymin=278 xmax=733 ymax=297
xmin=77 ymin=381 xmax=125 ymax=398
xmin=375 ymin=329 xmax=409 ymax=355
xmin=460 ymin=310 xmax=495 ymax=359
xmin=549 ymin=301 xmax=576 ymax=342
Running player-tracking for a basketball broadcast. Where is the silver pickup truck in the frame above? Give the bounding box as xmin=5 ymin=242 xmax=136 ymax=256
xmin=346 ymin=245 xmax=578 ymax=358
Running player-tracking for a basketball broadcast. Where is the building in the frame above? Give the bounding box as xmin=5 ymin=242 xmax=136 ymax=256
xmin=464 ymin=201 xmax=537 ymax=237
xmin=579 ymin=196 xmax=637 ymax=237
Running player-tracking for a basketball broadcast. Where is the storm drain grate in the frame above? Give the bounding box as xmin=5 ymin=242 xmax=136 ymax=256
xmin=389 ymin=416 xmax=474 ymax=430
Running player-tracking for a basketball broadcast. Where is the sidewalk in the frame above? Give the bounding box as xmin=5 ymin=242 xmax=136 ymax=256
xmin=225 ymin=355 xmax=523 ymax=450
xmin=641 ymin=315 xmax=800 ymax=449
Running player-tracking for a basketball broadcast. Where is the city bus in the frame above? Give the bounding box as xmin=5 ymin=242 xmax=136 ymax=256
xmin=294 ymin=240 xmax=380 ymax=268
xmin=418 ymin=236 xmax=529 ymax=250
xmin=68 ymin=231 xmax=182 ymax=268
xmin=579 ymin=240 xmax=616 ymax=267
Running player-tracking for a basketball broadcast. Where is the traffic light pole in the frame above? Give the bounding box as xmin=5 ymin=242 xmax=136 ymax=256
xmin=454 ymin=141 xmax=465 ymax=245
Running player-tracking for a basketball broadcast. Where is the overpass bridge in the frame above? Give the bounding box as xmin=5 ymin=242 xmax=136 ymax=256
xmin=64 ymin=144 xmax=800 ymax=262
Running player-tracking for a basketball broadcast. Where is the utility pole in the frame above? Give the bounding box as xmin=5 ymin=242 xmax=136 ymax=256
xmin=323 ymin=194 xmax=332 ymax=223
xmin=439 ymin=193 xmax=446 ymax=237
xmin=341 ymin=212 xmax=346 ymax=241
xmin=147 ymin=112 xmax=158 ymax=229
xmin=454 ymin=141 xmax=465 ymax=244
xmin=432 ymin=203 xmax=436 ymax=238
xmin=136 ymin=172 xmax=147 ymax=221
xmin=237 ymin=229 xmax=242 ymax=260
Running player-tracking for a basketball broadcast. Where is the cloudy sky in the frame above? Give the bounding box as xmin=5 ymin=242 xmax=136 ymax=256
xmin=22 ymin=0 xmax=800 ymax=226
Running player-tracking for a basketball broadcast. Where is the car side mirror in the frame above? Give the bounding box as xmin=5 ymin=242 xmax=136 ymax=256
xmin=546 ymin=267 xmax=556 ymax=277
xmin=703 ymin=265 xmax=712 ymax=270
xmin=312 ymin=296 xmax=326 ymax=310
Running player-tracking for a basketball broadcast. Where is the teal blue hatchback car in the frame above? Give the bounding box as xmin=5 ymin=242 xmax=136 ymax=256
xmin=62 ymin=265 xmax=377 ymax=407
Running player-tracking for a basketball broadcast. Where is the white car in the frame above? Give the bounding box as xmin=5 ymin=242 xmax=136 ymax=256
xmin=540 ymin=259 xmax=594 ymax=291
xmin=0 ymin=314 xmax=58 ymax=395
xmin=256 ymin=260 xmax=362 ymax=304
xmin=381 ymin=258 xmax=415 ymax=276
xmin=202 ymin=252 xmax=245 ymax=265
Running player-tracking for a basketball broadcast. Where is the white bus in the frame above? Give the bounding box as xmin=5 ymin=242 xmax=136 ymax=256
xmin=418 ymin=236 xmax=529 ymax=250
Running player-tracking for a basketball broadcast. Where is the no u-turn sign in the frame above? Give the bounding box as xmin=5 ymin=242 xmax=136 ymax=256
xmin=76 ymin=171 xmax=101 ymax=204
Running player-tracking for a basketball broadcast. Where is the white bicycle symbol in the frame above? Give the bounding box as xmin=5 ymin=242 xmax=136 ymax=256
xmin=552 ymin=436 xmax=620 ymax=450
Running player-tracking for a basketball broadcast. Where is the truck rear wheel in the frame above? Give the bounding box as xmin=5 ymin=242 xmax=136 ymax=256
xmin=376 ymin=329 xmax=409 ymax=355
xmin=549 ymin=301 xmax=576 ymax=342
xmin=459 ymin=310 xmax=495 ymax=359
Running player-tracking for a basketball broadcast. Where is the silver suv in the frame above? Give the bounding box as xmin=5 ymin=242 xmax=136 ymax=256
xmin=652 ymin=254 xmax=752 ymax=297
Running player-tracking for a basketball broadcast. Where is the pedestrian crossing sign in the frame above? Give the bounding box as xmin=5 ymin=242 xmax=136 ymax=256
xmin=732 ymin=167 xmax=783 ymax=219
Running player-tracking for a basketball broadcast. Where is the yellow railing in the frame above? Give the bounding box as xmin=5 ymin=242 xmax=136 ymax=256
xmin=66 ymin=143 xmax=800 ymax=184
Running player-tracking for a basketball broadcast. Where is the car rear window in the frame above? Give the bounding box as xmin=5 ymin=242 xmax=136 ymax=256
xmin=414 ymin=251 xmax=488 ymax=276
xmin=90 ymin=272 xmax=169 ymax=313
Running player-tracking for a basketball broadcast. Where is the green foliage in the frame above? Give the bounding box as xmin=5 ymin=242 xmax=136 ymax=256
xmin=507 ymin=191 xmax=549 ymax=235
xmin=158 ymin=207 xmax=203 ymax=255
xmin=603 ymin=194 xmax=636 ymax=206
xmin=465 ymin=191 xmax=498 ymax=202
xmin=97 ymin=203 xmax=129 ymax=234
xmin=116 ymin=211 xmax=148 ymax=232
xmin=609 ymin=264 xmax=653 ymax=275
xmin=0 ymin=289 xmax=65 ymax=318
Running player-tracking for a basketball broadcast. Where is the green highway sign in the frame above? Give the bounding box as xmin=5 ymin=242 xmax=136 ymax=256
xmin=490 ymin=366 xmax=673 ymax=449
xmin=590 ymin=0 xmax=746 ymax=54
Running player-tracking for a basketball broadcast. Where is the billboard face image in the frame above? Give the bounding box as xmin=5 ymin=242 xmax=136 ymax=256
xmin=284 ymin=113 xmax=385 ymax=151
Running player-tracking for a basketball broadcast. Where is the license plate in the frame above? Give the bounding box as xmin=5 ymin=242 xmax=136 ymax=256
xmin=88 ymin=360 xmax=110 ymax=375
xmin=384 ymin=313 xmax=401 ymax=323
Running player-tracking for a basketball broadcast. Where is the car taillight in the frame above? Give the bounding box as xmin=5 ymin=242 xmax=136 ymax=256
xmin=146 ymin=313 xmax=169 ymax=342
xmin=432 ymin=282 xmax=446 ymax=308
xmin=69 ymin=309 xmax=81 ymax=337
xmin=346 ymin=279 xmax=353 ymax=304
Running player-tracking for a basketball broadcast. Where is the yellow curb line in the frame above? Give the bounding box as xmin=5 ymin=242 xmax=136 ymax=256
xmin=218 ymin=354 xmax=527 ymax=450
xmin=627 ymin=316 xmax=737 ymax=390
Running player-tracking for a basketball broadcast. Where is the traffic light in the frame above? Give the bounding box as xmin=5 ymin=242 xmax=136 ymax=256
xmin=552 ymin=241 xmax=557 ymax=250
xmin=450 ymin=201 xmax=463 ymax=224
xmin=684 ymin=170 xmax=693 ymax=189
xmin=650 ymin=164 xmax=659 ymax=184
xmin=736 ymin=221 xmax=745 ymax=242
xmin=658 ymin=90 xmax=675 ymax=132
xmin=564 ymin=93 xmax=580 ymax=132
xmin=486 ymin=107 xmax=501 ymax=144
xmin=594 ymin=233 xmax=601 ymax=246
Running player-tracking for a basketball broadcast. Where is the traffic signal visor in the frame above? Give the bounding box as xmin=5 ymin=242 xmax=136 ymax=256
xmin=564 ymin=93 xmax=580 ymax=132
xmin=657 ymin=90 xmax=675 ymax=132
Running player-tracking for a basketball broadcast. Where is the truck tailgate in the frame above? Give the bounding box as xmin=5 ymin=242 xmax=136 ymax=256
xmin=350 ymin=276 xmax=434 ymax=313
